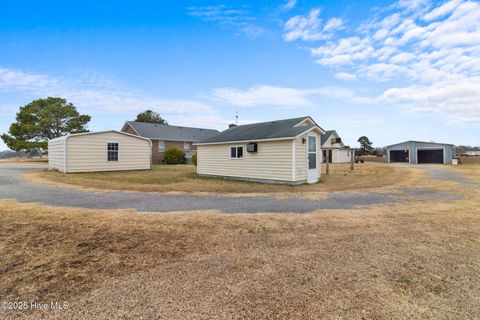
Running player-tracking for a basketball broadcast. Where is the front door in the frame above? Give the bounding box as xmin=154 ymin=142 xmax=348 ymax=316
xmin=307 ymin=135 xmax=318 ymax=183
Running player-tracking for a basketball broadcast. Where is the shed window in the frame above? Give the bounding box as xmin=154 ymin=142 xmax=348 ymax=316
xmin=230 ymin=146 xmax=244 ymax=159
xmin=107 ymin=142 xmax=118 ymax=162
xmin=184 ymin=142 xmax=190 ymax=150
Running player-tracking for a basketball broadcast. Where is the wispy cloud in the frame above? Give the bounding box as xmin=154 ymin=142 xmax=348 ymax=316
xmin=283 ymin=0 xmax=480 ymax=123
xmin=207 ymin=84 xmax=373 ymax=108
xmin=284 ymin=8 xmax=344 ymax=42
xmin=280 ymin=0 xmax=297 ymax=11
xmin=186 ymin=5 xmax=264 ymax=38
xmin=0 ymin=67 xmax=233 ymax=130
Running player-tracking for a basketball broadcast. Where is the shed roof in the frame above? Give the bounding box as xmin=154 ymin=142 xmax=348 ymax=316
xmin=123 ymin=121 xmax=219 ymax=141
xmin=48 ymin=130 xmax=151 ymax=143
xmin=196 ymin=116 xmax=325 ymax=144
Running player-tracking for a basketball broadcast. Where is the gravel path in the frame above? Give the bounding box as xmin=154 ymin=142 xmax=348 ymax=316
xmin=0 ymin=163 xmax=461 ymax=213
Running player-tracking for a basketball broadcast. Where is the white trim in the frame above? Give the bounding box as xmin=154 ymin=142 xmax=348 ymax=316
xmin=306 ymin=134 xmax=319 ymax=184
xmin=106 ymin=141 xmax=119 ymax=162
xmin=293 ymin=117 xmax=326 ymax=134
xmin=122 ymin=122 xmax=141 ymax=136
xmin=416 ymin=147 xmax=446 ymax=164
xmin=292 ymin=139 xmax=296 ymax=181
xmin=229 ymin=145 xmax=244 ymax=160
xmin=50 ymin=130 xmax=152 ymax=143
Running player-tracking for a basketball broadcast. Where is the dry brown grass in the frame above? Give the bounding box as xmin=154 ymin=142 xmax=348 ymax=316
xmin=451 ymin=163 xmax=480 ymax=181
xmin=28 ymin=163 xmax=416 ymax=195
xmin=2 ymin=165 xmax=479 ymax=319
xmin=0 ymin=158 xmax=47 ymax=163
xmin=1 ymin=166 xmax=480 ymax=319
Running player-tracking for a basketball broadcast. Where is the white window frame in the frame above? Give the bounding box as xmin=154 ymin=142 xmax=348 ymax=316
xmin=158 ymin=140 xmax=165 ymax=152
xmin=106 ymin=141 xmax=119 ymax=162
xmin=229 ymin=146 xmax=244 ymax=160
xmin=184 ymin=141 xmax=190 ymax=150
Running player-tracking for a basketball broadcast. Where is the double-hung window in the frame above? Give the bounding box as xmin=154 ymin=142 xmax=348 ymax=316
xmin=184 ymin=142 xmax=190 ymax=150
xmin=107 ymin=142 xmax=119 ymax=162
xmin=230 ymin=146 xmax=244 ymax=159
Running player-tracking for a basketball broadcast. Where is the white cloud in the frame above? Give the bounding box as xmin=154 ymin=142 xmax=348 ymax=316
xmin=334 ymin=72 xmax=357 ymax=81
xmin=323 ymin=18 xmax=344 ymax=32
xmin=284 ymin=0 xmax=480 ymax=123
xmin=208 ymin=84 xmax=373 ymax=107
xmin=0 ymin=67 xmax=222 ymax=122
xmin=209 ymin=85 xmax=314 ymax=107
xmin=280 ymin=0 xmax=297 ymax=11
xmin=283 ymin=8 xmax=344 ymax=42
xmin=186 ymin=5 xmax=264 ymax=38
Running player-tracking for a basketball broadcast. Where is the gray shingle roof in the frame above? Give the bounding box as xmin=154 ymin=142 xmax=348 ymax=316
xmin=197 ymin=116 xmax=322 ymax=144
xmin=124 ymin=121 xmax=219 ymax=141
xmin=321 ymin=130 xmax=336 ymax=145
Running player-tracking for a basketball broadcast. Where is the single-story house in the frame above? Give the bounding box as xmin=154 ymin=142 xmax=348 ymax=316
xmin=121 ymin=121 xmax=219 ymax=164
xmin=48 ymin=131 xmax=152 ymax=173
xmin=386 ymin=141 xmax=454 ymax=164
xmin=321 ymin=130 xmax=353 ymax=163
xmin=195 ymin=116 xmax=326 ymax=184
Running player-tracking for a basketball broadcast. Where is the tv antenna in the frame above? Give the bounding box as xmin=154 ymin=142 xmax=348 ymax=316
xmin=235 ymin=111 xmax=238 ymax=125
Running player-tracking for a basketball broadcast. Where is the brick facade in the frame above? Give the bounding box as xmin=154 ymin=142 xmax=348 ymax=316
xmin=123 ymin=123 xmax=197 ymax=164
xmin=152 ymin=140 xmax=197 ymax=164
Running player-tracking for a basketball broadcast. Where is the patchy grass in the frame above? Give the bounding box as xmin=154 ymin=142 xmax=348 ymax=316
xmin=1 ymin=175 xmax=480 ymax=319
xmin=28 ymin=163 xmax=417 ymax=195
xmin=451 ymin=163 xmax=480 ymax=181
xmin=0 ymin=158 xmax=48 ymax=163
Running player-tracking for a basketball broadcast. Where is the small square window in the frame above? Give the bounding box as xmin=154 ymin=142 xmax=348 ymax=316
xmin=158 ymin=141 xmax=165 ymax=152
xmin=107 ymin=142 xmax=118 ymax=162
xmin=184 ymin=142 xmax=190 ymax=150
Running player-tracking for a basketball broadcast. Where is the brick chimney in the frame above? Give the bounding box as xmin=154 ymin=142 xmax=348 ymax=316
xmin=229 ymin=123 xmax=237 ymax=128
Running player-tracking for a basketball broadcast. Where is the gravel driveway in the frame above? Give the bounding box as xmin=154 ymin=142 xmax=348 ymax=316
xmin=0 ymin=163 xmax=462 ymax=213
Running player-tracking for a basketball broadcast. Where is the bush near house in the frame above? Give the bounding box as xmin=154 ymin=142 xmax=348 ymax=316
xmin=192 ymin=154 xmax=197 ymax=166
xmin=164 ymin=147 xmax=185 ymax=164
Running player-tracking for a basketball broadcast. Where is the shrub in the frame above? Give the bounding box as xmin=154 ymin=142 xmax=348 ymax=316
xmin=192 ymin=153 xmax=197 ymax=166
xmin=164 ymin=147 xmax=185 ymax=164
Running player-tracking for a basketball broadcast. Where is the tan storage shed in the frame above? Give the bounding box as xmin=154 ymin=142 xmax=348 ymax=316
xmin=195 ymin=116 xmax=325 ymax=185
xmin=48 ymin=131 xmax=152 ymax=173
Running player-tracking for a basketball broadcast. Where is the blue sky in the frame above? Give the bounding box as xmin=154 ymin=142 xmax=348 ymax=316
xmin=1 ymin=0 xmax=479 ymax=150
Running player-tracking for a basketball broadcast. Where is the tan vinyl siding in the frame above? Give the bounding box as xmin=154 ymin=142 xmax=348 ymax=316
xmin=197 ymin=140 xmax=293 ymax=181
xmin=48 ymin=138 xmax=65 ymax=172
xmin=332 ymin=149 xmax=351 ymax=163
xmin=294 ymin=135 xmax=307 ymax=181
xmin=66 ymin=132 xmax=151 ymax=173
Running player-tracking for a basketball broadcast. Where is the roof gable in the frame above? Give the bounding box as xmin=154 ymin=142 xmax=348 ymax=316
xmin=197 ymin=116 xmax=324 ymax=144
xmin=123 ymin=121 xmax=219 ymax=141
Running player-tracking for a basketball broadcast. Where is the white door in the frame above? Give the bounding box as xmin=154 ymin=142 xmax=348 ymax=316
xmin=307 ymin=135 xmax=318 ymax=183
